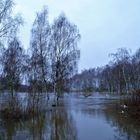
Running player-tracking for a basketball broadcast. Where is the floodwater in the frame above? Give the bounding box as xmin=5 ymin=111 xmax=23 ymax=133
xmin=0 ymin=92 xmax=139 ymax=140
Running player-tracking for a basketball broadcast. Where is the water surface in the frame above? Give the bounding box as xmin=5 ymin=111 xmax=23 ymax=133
xmin=0 ymin=92 xmax=139 ymax=140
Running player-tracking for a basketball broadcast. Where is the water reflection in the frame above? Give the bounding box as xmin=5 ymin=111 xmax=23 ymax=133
xmin=71 ymin=94 xmax=139 ymax=140
xmin=0 ymin=93 xmax=77 ymax=140
xmin=0 ymin=92 xmax=140 ymax=140
xmin=104 ymin=104 xmax=139 ymax=140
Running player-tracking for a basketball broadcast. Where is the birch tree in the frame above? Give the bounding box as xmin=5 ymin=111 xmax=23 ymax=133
xmin=50 ymin=14 xmax=80 ymax=100
xmin=29 ymin=7 xmax=50 ymax=97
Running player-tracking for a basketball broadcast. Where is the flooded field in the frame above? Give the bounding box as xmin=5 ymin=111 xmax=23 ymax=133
xmin=0 ymin=92 xmax=139 ymax=140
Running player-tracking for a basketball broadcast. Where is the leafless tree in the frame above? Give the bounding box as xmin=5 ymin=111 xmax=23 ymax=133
xmin=29 ymin=7 xmax=50 ymax=98
xmin=0 ymin=0 xmax=23 ymax=41
xmin=1 ymin=37 xmax=25 ymax=95
xmin=109 ymin=48 xmax=131 ymax=93
xmin=50 ymin=14 xmax=80 ymax=101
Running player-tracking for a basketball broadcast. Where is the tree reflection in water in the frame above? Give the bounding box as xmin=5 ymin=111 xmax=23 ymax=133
xmin=104 ymin=103 xmax=139 ymax=140
xmin=1 ymin=93 xmax=140 ymax=140
xmin=0 ymin=93 xmax=78 ymax=140
xmin=72 ymin=95 xmax=139 ymax=140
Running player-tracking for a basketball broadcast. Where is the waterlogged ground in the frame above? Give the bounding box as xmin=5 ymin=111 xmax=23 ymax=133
xmin=0 ymin=92 xmax=139 ymax=140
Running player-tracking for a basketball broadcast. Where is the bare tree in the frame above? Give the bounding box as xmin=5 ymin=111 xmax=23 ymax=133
xmin=132 ymin=48 xmax=140 ymax=89
xmin=1 ymin=37 xmax=25 ymax=94
xmin=109 ymin=48 xmax=131 ymax=93
xmin=69 ymin=69 xmax=97 ymax=92
xmin=50 ymin=14 xmax=80 ymax=101
xmin=0 ymin=0 xmax=23 ymax=93
xmin=0 ymin=0 xmax=23 ymax=41
xmin=69 ymin=47 xmax=140 ymax=95
xmin=29 ymin=7 xmax=50 ymax=97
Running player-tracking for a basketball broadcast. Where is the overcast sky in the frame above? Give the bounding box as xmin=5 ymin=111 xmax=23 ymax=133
xmin=14 ymin=0 xmax=140 ymax=72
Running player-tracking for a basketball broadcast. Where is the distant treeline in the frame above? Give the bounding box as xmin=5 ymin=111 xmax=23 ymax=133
xmin=0 ymin=0 xmax=80 ymax=98
xmin=69 ymin=48 xmax=140 ymax=94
